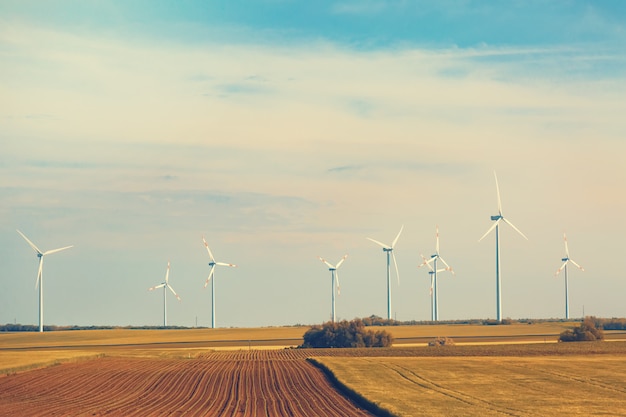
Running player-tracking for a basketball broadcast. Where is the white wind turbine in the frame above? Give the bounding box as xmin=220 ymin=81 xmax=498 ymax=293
xmin=419 ymin=226 xmax=455 ymax=321
xmin=367 ymin=225 xmax=403 ymax=320
xmin=148 ymin=261 xmax=181 ymax=327
xmin=318 ymin=254 xmax=348 ymax=323
xmin=17 ymin=230 xmax=73 ymax=333
xmin=478 ymin=172 xmax=528 ymax=322
xmin=203 ymin=236 xmax=236 ymax=329
xmin=555 ymin=233 xmax=584 ymax=320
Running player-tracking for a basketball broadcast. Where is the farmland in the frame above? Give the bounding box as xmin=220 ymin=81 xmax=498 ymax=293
xmin=0 ymin=350 xmax=376 ymax=417
xmin=1 ymin=324 xmax=626 ymax=416
xmin=312 ymin=350 xmax=626 ymax=416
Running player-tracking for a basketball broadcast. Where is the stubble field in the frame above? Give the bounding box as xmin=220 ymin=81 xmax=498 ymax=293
xmin=313 ymin=351 xmax=626 ymax=416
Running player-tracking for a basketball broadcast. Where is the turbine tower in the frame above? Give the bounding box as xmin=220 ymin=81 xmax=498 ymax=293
xmin=203 ymin=236 xmax=236 ymax=329
xmin=318 ymin=254 xmax=348 ymax=322
xmin=555 ymin=233 xmax=584 ymax=320
xmin=478 ymin=172 xmax=528 ymax=322
xmin=148 ymin=261 xmax=181 ymax=327
xmin=17 ymin=230 xmax=73 ymax=333
xmin=367 ymin=225 xmax=403 ymax=320
xmin=419 ymin=226 xmax=455 ymax=321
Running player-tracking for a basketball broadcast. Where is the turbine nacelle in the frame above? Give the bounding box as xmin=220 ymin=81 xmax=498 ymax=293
xmin=17 ymin=229 xmax=73 ymax=333
xmin=318 ymin=254 xmax=348 ymax=321
xmin=367 ymin=225 xmax=403 ymax=320
xmin=490 ymin=215 xmax=501 ymax=221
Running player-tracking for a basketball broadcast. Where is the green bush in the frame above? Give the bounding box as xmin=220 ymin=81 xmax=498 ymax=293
xmin=559 ymin=317 xmax=605 ymax=342
xmin=301 ymin=319 xmax=394 ymax=348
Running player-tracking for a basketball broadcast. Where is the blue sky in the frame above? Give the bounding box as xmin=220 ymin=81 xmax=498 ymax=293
xmin=2 ymin=1 xmax=626 ymax=328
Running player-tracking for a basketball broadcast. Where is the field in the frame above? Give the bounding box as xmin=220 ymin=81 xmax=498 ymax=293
xmin=312 ymin=349 xmax=626 ymax=416
xmin=0 ymin=350 xmax=375 ymax=417
xmin=1 ymin=324 xmax=626 ymax=416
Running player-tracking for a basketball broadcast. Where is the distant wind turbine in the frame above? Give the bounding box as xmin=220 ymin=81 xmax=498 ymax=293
xmin=148 ymin=261 xmax=181 ymax=327
xmin=203 ymin=236 xmax=236 ymax=329
xmin=478 ymin=172 xmax=528 ymax=322
xmin=555 ymin=233 xmax=584 ymax=320
xmin=17 ymin=230 xmax=73 ymax=333
xmin=367 ymin=225 xmax=403 ymax=320
xmin=318 ymin=254 xmax=348 ymax=323
xmin=419 ymin=226 xmax=455 ymax=321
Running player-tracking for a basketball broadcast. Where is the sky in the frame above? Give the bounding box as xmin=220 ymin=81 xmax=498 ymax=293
xmin=2 ymin=0 xmax=626 ymax=328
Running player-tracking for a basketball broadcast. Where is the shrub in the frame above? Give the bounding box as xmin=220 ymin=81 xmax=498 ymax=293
xmin=559 ymin=317 xmax=605 ymax=342
xmin=301 ymin=319 xmax=394 ymax=348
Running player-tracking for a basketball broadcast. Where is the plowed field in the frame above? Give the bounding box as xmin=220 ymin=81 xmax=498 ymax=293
xmin=0 ymin=349 xmax=374 ymax=416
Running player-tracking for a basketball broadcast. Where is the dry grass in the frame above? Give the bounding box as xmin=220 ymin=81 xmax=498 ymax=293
xmin=386 ymin=321 xmax=577 ymax=339
xmin=0 ymin=327 xmax=306 ymax=349
xmin=313 ymin=351 xmax=626 ymax=417
xmin=0 ymin=351 xmax=104 ymax=375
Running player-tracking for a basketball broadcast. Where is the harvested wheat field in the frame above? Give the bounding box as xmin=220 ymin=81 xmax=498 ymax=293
xmin=0 ymin=349 xmax=374 ymax=417
xmin=312 ymin=342 xmax=626 ymax=417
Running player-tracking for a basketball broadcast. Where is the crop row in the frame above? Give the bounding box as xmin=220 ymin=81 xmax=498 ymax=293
xmin=0 ymin=350 xmax=373 ymax=416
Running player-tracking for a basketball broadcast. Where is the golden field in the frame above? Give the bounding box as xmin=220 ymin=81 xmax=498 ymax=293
xmin=312 ymin=352 xmax=626 ymax=416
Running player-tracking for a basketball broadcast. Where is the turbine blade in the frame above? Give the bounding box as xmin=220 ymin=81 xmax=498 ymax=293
xmin=43 ymin=245 xmax=73 ymax=256
xmin=318 ymin=256 xmax=334 ymax=269
xmin=165 ymin=261 xmax=170 ymax=283
xmin=335 ymin=271 xmax=341 ymax=296
xmin=418 ymin=254 xmax=435 ymax=271
xmin=392 ymin=225 xmax=404 ymax=248
xmin=149 ymin=283 xmax=166 ymax=291
xmin=438 ymin=256 xmax=454 ymax=274
xmin=478 ymin=219 xmax=500 ymax=242
xmin=392 ymin=250 xmax=400 ymax=285
xmin=335 ymin=254 xmax=348 ymax=269
xmin=216 ymin=262 xmax=236 ymax=267
xmin=36 ymin=257 xmax=43 ymax=289
xmin=502 ymin=217 xmax=528 ymax=240
xmin=17 ymin=230 xmax=43 ymax=255
xmin=494 ymin=171 xmax=502 ymax=215
xmin=204 ymin=265 xmax=216 ymax=288
xmin=570 ymin=259 xmax=584 ymax=271
xmin=202 ymin=236 xmax=215 ymax=261
xmin=555 ymin=261 xmax=568 ymax=276
xmin=366 ymin=237 xmax=389 ymax=249
xmin=435 ymin=225 xmax=440 ymax=254
xmin=429 ymin=274 xmax=434 ymax=296
xmin=167 ymin=284 xmax=181 ymax=301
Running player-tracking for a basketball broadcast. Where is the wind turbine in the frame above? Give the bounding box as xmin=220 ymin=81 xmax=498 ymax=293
xmin=318 ymin=254 xmax=348 ymax=323
xmin=202 ymin=236 xmax=236 ymax=329
xmin=367 ymin=225 xmax=403 ymax=320
xmin=419 ymin=226 xmax=455 ymax=321
xmin=16 ymin=230 xmax=73 ymax=333
xmin=478 ymin=172 xmax=528 ymax=322
xmin=148 ymin=261 xmax=181 ymax=327
xmin=555 ymin=233 xmax=584 ymax=320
